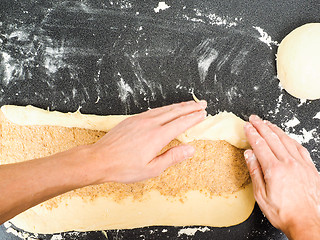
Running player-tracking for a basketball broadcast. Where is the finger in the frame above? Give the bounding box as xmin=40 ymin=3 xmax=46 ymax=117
xmin=160 ymin=110 xmax=207 ymax=143
xmin=265 ymin=121 xmax=308 ymax=164
xmin=147 ymin=145 xmax=195 ymax=178
xmin=143 ymin=100 xmax=207 ymax=124
xmin=249 ymin=115 xmax=293 ymax=163
xmin=296 ymin=143 xmax=315 ymax=167
xmin=244 ymin=150 xmax=267 ymax=202
xmin=244 ymin=122 xmax=277 ymax=174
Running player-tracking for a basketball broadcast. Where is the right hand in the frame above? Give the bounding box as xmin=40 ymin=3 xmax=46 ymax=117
xmin=244 ymin=115 xmax=320 ymax=239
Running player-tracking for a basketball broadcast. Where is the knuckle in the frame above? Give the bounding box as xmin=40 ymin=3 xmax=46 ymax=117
xmin=264 ymin=168 xmax=272 ymax=179
xmin=298 ymin=145 xmax=308 ymax=154
xmin=283 ymin=156 xmax=295 ymax=164
xmin=269 ymin=132 xmax=280 ymax=140
xmin=169 ymin=149 xmax=178 ymax=164
xmin=249 ymin=166 xmax=259 ymax=176
xmin=136 ymin=117 xmax=154 ymax=127
xmin=253 ymin=187 xmax=265 ymax=202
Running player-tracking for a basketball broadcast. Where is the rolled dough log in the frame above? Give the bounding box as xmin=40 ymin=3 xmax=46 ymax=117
xmin=277 ymin=23 xmax=320 ymax=100
xmin=0 ymin=105 xmax=254 ymax=234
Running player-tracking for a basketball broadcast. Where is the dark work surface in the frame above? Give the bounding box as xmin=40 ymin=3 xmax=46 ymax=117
xmin=1 ymin=0 xmax=320 ymax=239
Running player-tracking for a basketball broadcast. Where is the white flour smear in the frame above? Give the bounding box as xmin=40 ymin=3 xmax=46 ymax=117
xmin=4 ymin=221 xmax=39 ymax=240
xmin=283 ymin=116 xmax=300 ymax=128
xmin=313 ymin=112 xmax=320 ymax=120
xmin=154 ymin=2 xmax=170 ymax=13
xmin=192 ymin=38 xmax=219 ymax=83
xmin=178 ymin=227 xmax=210 ymax=237
xmin=253 ymin=26 xmax=279 ymax=49
xmin=182 ymin=8 xmax=240 ymax=27
xmin=3 ymin=221 xmax=84 ymax=240
xmin=117 ymin=76 xmax=133 ymax=102
xmin=286 ymin=128 xmax=317 ymax=145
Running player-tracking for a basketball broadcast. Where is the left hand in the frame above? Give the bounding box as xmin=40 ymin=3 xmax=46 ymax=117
xmin=90 ymin=100 xmax=207 ymax=184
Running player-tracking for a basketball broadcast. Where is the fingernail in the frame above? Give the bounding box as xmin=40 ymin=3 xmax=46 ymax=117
xmin=198 ymin=100 xmax=207 ymax=109
xmin=202 ymin=110 xmax=207 ymax=118
xmin=250 ymin=115 xmax=261 ymax=121
xmin=244 ymin=150 xmax=256 ymax=163
xmin=244 ymin=150 xmax=251 ymax=161
xmin=183 ymin=145 xmax=195 ymax=158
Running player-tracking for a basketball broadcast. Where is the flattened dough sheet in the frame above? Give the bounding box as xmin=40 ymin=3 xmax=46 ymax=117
xmin=1 ymin=105 xmax=250 ymax=149
xmin=0 ymin=105 xmax=254 ymax=234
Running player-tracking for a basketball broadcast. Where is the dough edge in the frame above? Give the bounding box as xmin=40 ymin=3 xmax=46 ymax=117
xmin=10 ymin=186 xmax=254 ymax=234
xmin=0 ymin=105 xmax=250 ymax=149
xmin=0 ymin=105 xmax=254 ymax=233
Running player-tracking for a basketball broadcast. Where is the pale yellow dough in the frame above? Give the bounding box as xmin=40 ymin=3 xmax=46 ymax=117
xmin=0 ymin=105 xmax=250 ymax=149
xmin=0 ymin=105 xmax=254 ymax=234
xmin=11 ymin=187 xmax=254 ymax=234
xmin=277 ymin=23 xmax=320 ymax=100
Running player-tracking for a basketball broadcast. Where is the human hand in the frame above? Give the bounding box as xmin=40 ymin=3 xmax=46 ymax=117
xmin=244 ymin=115 xmax=320 ymax=239
xmin=90 ymin=101 xmax=207 ymax=184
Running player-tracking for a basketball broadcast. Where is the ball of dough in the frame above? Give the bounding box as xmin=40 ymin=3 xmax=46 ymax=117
xmin=277 ymin=23 xmax=320 ymax=100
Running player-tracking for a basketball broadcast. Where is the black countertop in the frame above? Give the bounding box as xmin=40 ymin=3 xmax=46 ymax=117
xmin=1 ymin=0 xmax=320 ymax=239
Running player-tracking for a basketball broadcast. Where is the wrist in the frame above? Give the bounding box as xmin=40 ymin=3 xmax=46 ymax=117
xmin=63 ymin=145 xmax=100 ymax=187
xmin=76 ymin=144 xmax=111 ymax=186
xmin=284 ymin=218 xmax=320 ymax=240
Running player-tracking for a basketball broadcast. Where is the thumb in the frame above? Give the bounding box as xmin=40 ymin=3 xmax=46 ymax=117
xmin=147 ymin=145 xmax=195 ymax=178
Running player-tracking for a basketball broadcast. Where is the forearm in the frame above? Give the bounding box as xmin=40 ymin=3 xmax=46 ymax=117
xmin=0 ymin=145 xmax=94 ymax=224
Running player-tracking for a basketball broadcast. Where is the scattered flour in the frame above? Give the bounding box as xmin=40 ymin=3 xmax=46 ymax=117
xmin=197 ymin=48 xmax=218 ymax=82
xmin=3 ymin=221 xmax=39 ymax=240
xmin=192 ymin=39 xmax=219 ymax=83
xmin=273 ymin=93 xmax=283 ymax=114
xmin=193 ymin=8 xmax=239 ymax=27
xmin=253 ymin=26 xmax=279 ymax=49
xmin=313 ymin=112 xmax=320 ymax=120
xmin=117 ymin=76 xmax=133 ymax=102
xmin=297 ymin=98 xmax=307 ymax=107
xmin=50 ymin=235 xmax=63 ymax=240
xmin=178 ymin=227 xmax=210 ymax=237
xmin=286 ymin=128 xmax=317 ymax=144
xmin=278 ymin=81 xmax=284 ymax=90
xmin=283 ymin=116 xmax=300 ymax=128
xmin=154 ymin=2 xmax=170 ymax=13
xmin=226 ymin=86 xmax=241 ymax=103
xmin=230 ymin=48 xmax=249 ymax=75
xmin=1 ymin=52 xmax=18 ymax=85
xmin=282 ymin=116 xmax=316 ymax=144
xmin=95 ymin=95 xmax=101 ymax=103
xmin=44 ymin=46 xmax=66 ymax=74
xmin=9 ymin=30 xmax=30 ymax=41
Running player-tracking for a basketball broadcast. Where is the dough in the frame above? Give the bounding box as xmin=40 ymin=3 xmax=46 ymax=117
xmin=1 ymin=105 xmax=250 ymax=149
xmin=0 ymin=105 xmax=254 ymax=234
xmin=277 ymin=23 xmax=320 ymax=100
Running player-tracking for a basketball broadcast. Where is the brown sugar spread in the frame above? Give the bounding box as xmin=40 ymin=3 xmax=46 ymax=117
xmin=0 ymin=114 xmax=250 ymax=209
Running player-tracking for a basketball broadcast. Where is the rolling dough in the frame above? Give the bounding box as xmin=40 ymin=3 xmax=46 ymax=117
xmin=1 ymin=105 xmax=250 ymax=149
xmin=277 ymin=23 xmax=320 ymax=100
xmin=0 ymin=105 xmax=254 ymax=234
